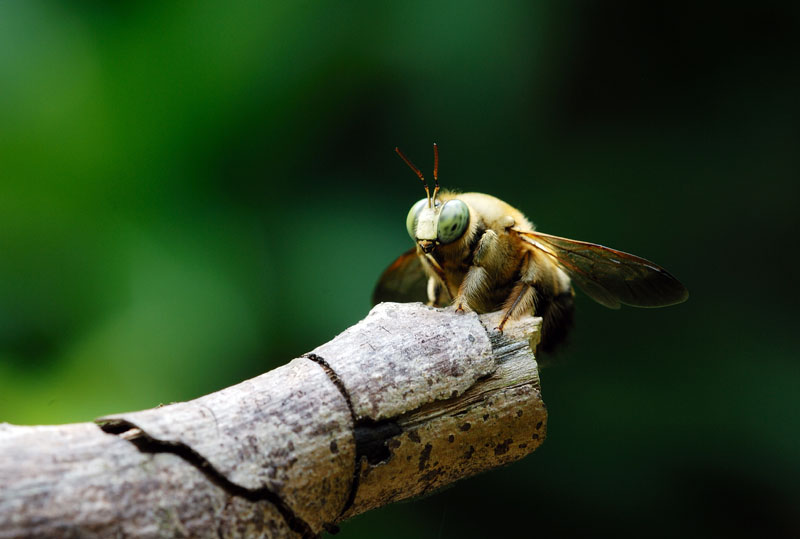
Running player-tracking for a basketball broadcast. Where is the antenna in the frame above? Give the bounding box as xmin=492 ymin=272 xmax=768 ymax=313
xmin=395 ymin=147 xmax=431 ymax=207
xmin=432 ymin=143 xmax=440 ymax=205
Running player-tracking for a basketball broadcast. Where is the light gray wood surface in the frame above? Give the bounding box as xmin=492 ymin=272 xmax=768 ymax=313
xmin=0 ymin=303 xmax=546 ymax=538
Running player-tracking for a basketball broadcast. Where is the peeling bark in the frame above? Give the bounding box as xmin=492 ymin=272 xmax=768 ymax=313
xmin=0 ymin=303 xmax=546 ymax=538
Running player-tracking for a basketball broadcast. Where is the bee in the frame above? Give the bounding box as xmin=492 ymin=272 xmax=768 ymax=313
xmin=373 ymin=144 xmax=689 ymax=353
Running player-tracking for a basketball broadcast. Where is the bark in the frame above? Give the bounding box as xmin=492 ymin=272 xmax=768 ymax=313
xmin=0 ymin=302 xmax=546 ymax=538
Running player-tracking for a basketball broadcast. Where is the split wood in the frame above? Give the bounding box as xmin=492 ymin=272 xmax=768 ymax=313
xmin=0 ymin=302 xmax=546 ymax=538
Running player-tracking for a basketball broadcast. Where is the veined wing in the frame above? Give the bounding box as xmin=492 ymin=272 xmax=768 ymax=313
xmin=517 ymin=230 xmax=689 ymax=309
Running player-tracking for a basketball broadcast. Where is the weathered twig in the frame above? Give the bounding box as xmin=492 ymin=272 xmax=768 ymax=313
xmin=0 ymin=303 xmax=546 ymax=538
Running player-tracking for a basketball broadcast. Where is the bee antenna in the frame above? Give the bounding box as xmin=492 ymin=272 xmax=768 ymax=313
xmin=395 ymin=147 xmax=431 ymax=207
xmin=432 ymin=143 xmax=440 ymax=205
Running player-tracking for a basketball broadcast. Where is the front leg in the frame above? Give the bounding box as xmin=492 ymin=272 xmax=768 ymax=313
xmin=453 ymin=230 xmax=500 ymax=312
xmin=421 ymin=254 xmax=452 ymax=306
xmin=426 ymin=276 xmax=450 ymax=307
xmin=497 ymin=251 xmax=538 ymax=331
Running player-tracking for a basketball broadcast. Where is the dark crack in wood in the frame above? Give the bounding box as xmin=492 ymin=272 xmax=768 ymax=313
xmin=96 ymin=419 xmax=316 ymax=539
xmin=303 ymin=353 xmax=404 ymax=520
xmin=302 ymin=353 xmax=360 ymax=518
xmin=303 ymin=354 xmax=357 ymax=426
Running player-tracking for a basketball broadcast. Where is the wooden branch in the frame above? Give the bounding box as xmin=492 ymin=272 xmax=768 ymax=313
xmin=0 ymin=303 xmax=546 ymax=538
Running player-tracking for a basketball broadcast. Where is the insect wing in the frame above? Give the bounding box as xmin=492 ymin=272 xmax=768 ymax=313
xmin=372 ymin=248 xmax=428 ymax=305
xmin=518 ymin=231 xmax=689 ymax=309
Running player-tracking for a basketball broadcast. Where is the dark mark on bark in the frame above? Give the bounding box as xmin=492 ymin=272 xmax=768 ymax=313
xmin=516 ymin=410 xmax=523 ymax=417
xmin=420 ymin=467 xmax=445 ymax=485
xmin=535 ymin=421 xmax=542 ymax=430
xmin=494 ymin=438 xmax=513 ymax=456
xmin=459 ymin=423 xmax=471 ymax=432
xmin=303 ymin=353 xmax=362 ymax=520
xmin=464 ymin=445 xmax=475 ymax=459
xmin=96 ymin=419 xmax=316 ymax=539
xmin=355 ymin=419 xmax=403 ymax=466
xmin=448 ymin=434 xmax=454 ymax=443
xmin=487 ymin=330 xmax=529 ymax=365
xmin=97 ymin=420 xmax=131 ymax=434
xmin=306 ymin=353 xmax=408 ymax=520
xmin=483 ymin=414 xmax=489 ymax=421
xmin=303 ymin=354 xmax=356 ymax=427
xmin=532 ymin=433 xmax=539 ymax=440
xmin=330 ymin=440 xmax=338 ymax=454
xmin=408 ymin=430 xmax=421 ymax=443
xmin=418 ymin=443 xmax=433 ymax=471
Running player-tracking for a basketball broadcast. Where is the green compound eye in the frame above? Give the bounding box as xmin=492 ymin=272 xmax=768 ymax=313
xmin=406 ymin=198 xmax=427 ymax=239
xmin=437 ymin=199 xmax=469 ymax=244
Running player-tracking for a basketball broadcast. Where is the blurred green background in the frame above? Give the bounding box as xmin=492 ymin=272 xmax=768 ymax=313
xmin=1 ymin=1 xmax=798 ymax=537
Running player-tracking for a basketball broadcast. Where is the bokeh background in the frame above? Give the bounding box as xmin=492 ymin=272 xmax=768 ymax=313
xmin=1 ymin=1 xmax=798 ymax=537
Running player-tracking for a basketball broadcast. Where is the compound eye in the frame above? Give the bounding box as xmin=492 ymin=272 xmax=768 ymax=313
xmin=437 ymin=199 xmax=469 ymax=244
xmin=405 ymin=198 xmax=427 ymax=239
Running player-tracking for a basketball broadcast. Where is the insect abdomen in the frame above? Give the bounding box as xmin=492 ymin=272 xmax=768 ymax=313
xmin=537 ymin=289 xmax=575 ymax=353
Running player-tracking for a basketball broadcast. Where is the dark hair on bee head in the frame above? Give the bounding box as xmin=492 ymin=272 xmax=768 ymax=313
xmin=395 ymin=144 xmax=440 ymax=208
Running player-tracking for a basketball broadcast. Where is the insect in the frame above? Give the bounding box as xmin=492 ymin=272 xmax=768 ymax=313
xmin=373 ymin=144 xmax=689 ymax=352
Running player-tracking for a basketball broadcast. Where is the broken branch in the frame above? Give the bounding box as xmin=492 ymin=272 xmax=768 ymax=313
xmin=0 ymin=303 xmax=545 ymax=538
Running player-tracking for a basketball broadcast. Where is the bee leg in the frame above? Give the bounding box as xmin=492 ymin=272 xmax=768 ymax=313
xmin=454 ymin=230 xmax=500 ymax=313
xmin=421 ymin=255 xmax=453 ymax=306
xmin=497 ymin=251 xmax=538 ymax=331
xmin=426 ymin=276 xmax=450 ymax=307
xmin=426 ymin=276 xmax=437 ymax=305
xmin=497 ymin=282 xmax=537 ymax=331
xmin=453 ymin=267 xmax=489 ymax=313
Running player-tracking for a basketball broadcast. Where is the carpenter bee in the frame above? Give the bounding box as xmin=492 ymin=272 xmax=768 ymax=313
xmin=373 ymin=144 xmax=688 ymax=353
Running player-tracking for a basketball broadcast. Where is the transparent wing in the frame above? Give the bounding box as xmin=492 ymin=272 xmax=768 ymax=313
xmin=517 ymin=230 xmax=689 ymax=309
xmin=372 ymin=248 xmax=428 ymax=305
